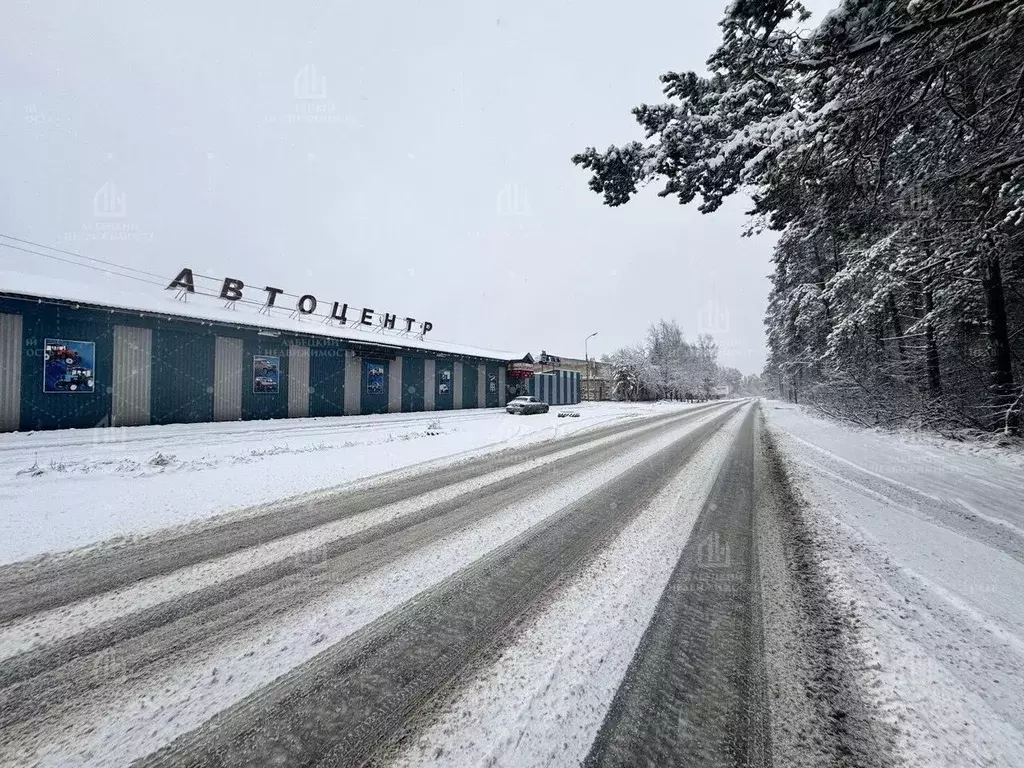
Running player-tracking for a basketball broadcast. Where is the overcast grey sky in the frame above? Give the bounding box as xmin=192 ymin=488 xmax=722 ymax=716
xmin=1 ymin=0 xmax=835 ymax=374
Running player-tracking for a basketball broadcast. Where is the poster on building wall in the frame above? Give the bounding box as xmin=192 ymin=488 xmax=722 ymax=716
xmin=488 ymin=373 xmax=497 ymax=393
xmin=253 ymin=355 xmax=281 ymax=393
xmin=43 ymin=339 xmax=96 ymax=394
xmin=438 ymin=368 xmax=451 ymax=394
xmin=366 ymin=363 xmax=385 ymax=394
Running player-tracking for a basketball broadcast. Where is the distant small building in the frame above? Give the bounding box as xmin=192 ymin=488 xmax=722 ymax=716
xmin=532 ymin=352 xmax=612 ymax=401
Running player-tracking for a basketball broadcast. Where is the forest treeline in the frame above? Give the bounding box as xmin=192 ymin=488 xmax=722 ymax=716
xmin=606 ymin=319 xmax=762 ymax=401
xmin=575 ymin=0 xmax=1024 ymax=433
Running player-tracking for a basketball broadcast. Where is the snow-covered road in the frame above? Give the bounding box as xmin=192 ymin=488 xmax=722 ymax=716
xmin=764 ymin=403 xmax=1024 ymax=767
xmin=1 ymin=402 xmax=753 ymax=766
xmin=0 ymin=399 xmax=1019 ymax=767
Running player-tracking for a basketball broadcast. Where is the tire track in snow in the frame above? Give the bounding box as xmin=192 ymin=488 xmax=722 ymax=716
xmin=0 ymin=405 xmax=726 ymax=728
xmin=0 ymin=405 xmax=741 ymax=767
xmin=0 ymin=403 xmax=725 ymax=623
xmin=385 ymin=405 xmax=751 ymax=768
xmin=584 ymin=406 xmax=898 ymax=768
xmin=782 ymin=433 xmax=1024 ymax=566
xmin=0 ymin=403 xmax=717 ymax=666
xmin=583 ymin=406 xmax=766 ymax=767
xmin=134 ymin=407 xmax=741 ymax=768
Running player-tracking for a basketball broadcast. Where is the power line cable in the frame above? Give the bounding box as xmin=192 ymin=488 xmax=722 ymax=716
xmin=0 ymin=242 xmax=169 ymax=290
xmin=0 ymin=234 xmax=506 ymax=352
xmin=0 ymin=233 xmax=170 ymax=282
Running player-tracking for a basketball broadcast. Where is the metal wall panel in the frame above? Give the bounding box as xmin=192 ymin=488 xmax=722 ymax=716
xmin=243 ymin=339 xmax=288 ymax=421
xmin=484 ymin=364 xmax=499 ymax=408
xmin=112 ymin=325 xmax=152 ymax=426
xmin=497 ymin=367 xmax=506 ymax=408
xmin=423 ymin=359 xmax=436 ymax=411
xmin=360 ymin=357 xmax=389 ymax=415
xmin=213 ymin=336 xmax=243 ymax=421
xmin=344 ymin=351 xmax=361 ymax=415
xmin=388 ymin=356 xmax=403 ymax=413
xmin=309 ymin=345 xmax=345 ymax=417
xmin=435 ymin=360 xmax=453 ymax=410
xmin=150 ymin=327 xmax=215 ymax=425
xmin=460 ymin=362 xmax=477 ymax=409
xmin=401 ymin=356 xmax=425 ymax=412
xmin=287 ymin=345 xmax=310 ymax=418
xmin=453 ymin=361 xmax=463 ymax=409
xmin=11 ymin=298 xmax=114 ymax=430
xmin=150 ymin=328 xmax=214 ymax=425
xmin=0 ymin=313 xmax=23 ymax=432
xmin=477 ymin=365 xmax=486 ymax=408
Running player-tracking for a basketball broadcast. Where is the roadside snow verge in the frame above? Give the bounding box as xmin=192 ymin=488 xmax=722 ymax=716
xmin=764 ymin=403 xmax=1024 ymax=768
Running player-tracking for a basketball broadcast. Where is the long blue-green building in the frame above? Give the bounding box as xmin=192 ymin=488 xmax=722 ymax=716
xmin=0 ymin=289 xmax=524 ymax=432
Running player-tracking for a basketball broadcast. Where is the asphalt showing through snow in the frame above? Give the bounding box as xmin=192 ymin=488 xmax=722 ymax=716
xmin=0 ymin=403 xmax=724 ymax=731
xmin=0 ymin=403 xmax=723 ymax=623
xmin=0 ymin=401 xmax=893 ymax=767
xmin=584 ymin=407 xmax=766 ymax=767
xmin=139 ymin=407 xmax=738 ymax=768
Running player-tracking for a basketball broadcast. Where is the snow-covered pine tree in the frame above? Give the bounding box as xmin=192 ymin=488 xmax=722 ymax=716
xmin=574 ymin=0 xmax=1024 ymax=432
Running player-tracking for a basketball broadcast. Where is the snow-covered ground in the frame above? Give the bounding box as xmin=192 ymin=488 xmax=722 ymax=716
xmin=763 ymin=401 xmax=1024 ymax=767
xmin=0 ymin=402 xmax=695 ymax=565
xmin=2 ymin=403 xmax=737 ymax=767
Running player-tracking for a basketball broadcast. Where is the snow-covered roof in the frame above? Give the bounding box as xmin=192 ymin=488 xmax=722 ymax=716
xmin=0 ymin=268 xmax=521 ymax=362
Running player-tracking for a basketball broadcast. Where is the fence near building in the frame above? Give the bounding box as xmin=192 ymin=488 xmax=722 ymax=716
xmin=527 ymin=369 xmax=581 ymax=406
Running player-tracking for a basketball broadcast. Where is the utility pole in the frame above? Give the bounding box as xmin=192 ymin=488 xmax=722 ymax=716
xmin=584 ymin=332 xmax=598 ymax=401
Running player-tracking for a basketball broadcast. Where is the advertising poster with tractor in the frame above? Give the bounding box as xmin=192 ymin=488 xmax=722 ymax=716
xmin=253 ymin=355 xmax=280 ymax=394
xmin=43 ymin=339 xmax=96 ymax=394
xmin=366 ymin=363 xmax=385 ymax=395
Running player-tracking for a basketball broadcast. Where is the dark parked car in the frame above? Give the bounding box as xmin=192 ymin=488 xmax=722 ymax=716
xmin=254 ymin=375 xmax=278 ymax=392
xmin=506 ymin=395 xmax=549 ymax=415
xmin=254 ymin=359 xmax=278 ymax=375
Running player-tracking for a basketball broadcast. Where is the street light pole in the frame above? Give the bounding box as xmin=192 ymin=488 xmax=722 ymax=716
xmin=584 ymin=332 xmax=598 ymax=401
